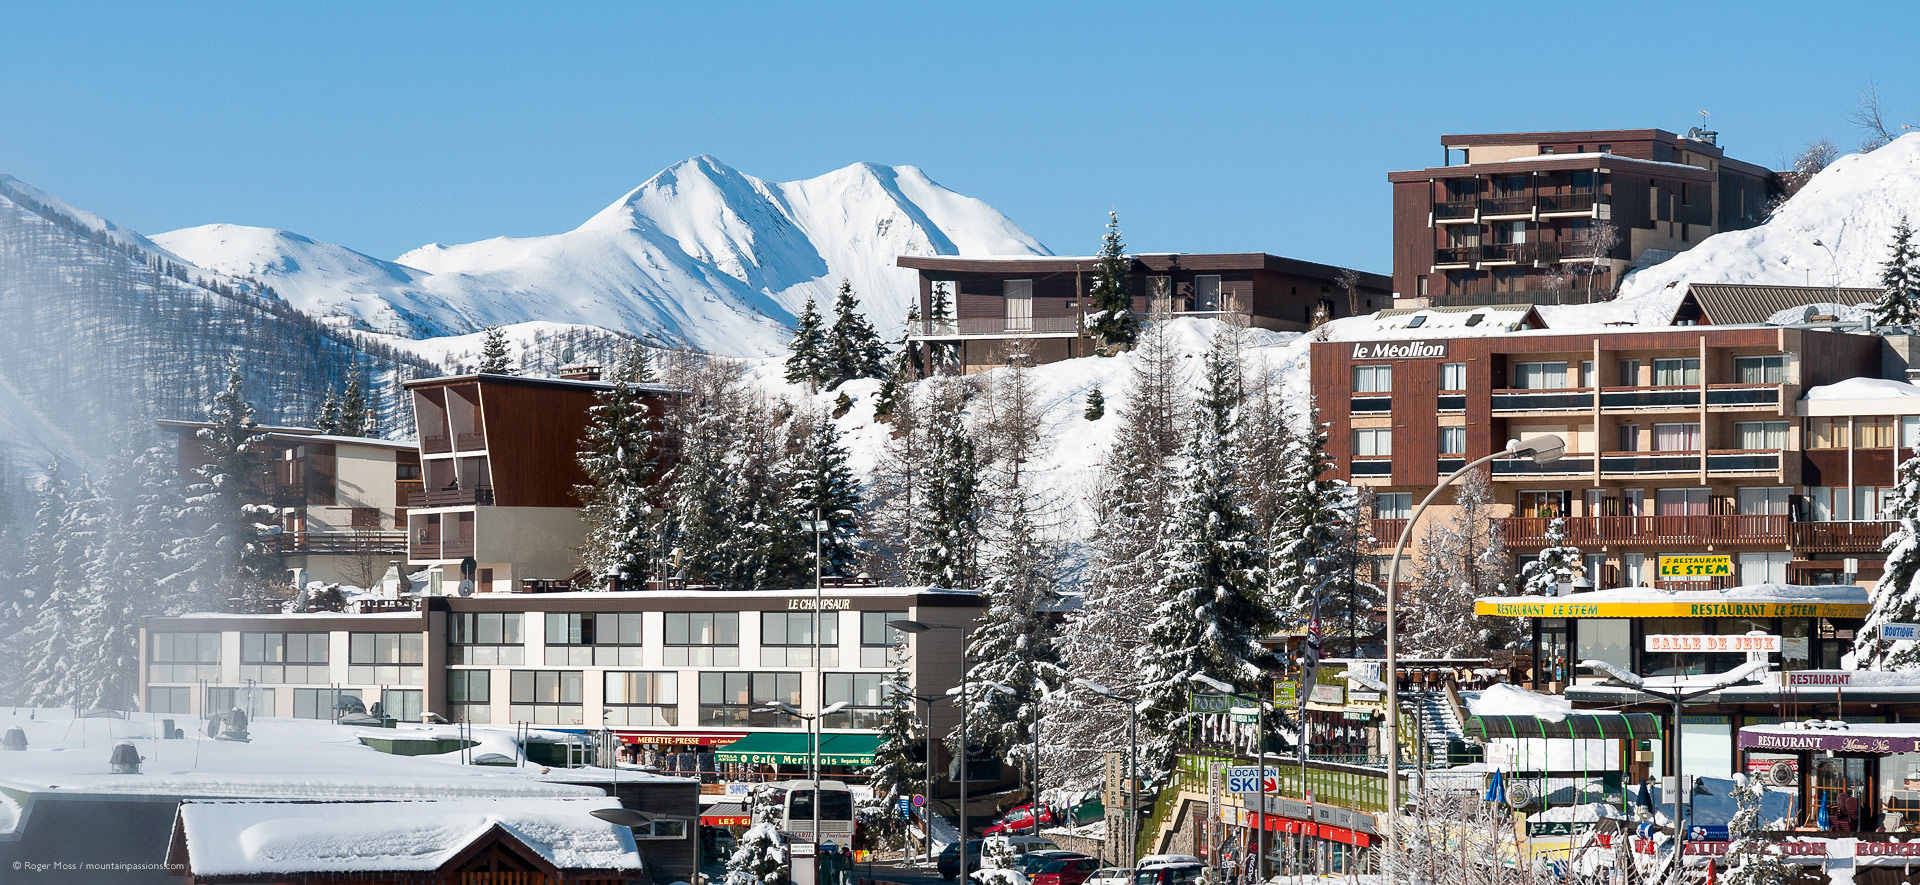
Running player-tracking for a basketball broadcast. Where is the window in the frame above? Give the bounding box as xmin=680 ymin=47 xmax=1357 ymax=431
xmin=382 ymin=689 xmax=423 ymax=723
xmin=1733 ymin=355 xmax=1786 ymax=384
xmin=629 ymin=819 xmax=690 ymax=840
xmin=205 ymin=686 xmax=275 ymax=719
xmin=348 ymin=632 xmax=423 ymax=685
xmin=1806 ymin=486 xmax=1849 ymax=521
xmin=1580 ymin=360 xmax=1595 ymax=386
xmin=861 ymin=611 xmax=908 ymax=668
xmin=1653 ymin=358 xmax=1701 ymax=386
xmin=1193 ymin=275 xmax=1223 ymax=312
xmin=1655 ymin=488 xmax=1709 ymax=516
xmin=150 ymin=632 xmax=221 ymax=682
xmin=449 ymin=671 xmax=491 ymax=723
xmin=1353 ymin=428 xmax=1392 ymax=458
xmin=1617 ymin=424 xmax=1641 ymax=452
xmin=664 ymin=612 xmax=739 ymax=667
xmin=605 ymin=672 xmax=678 ymax=726
xmin=1147 ymin=276 xmax=1172 ymax=314
xmin=1736 ymin=487 xmax=1790 ymax=515
xmin=1857 ymin=486 xmax=1896 ymax=520
xmin=1511 ymin=361 xmax=1569 ymax=390
xmin=1734 ymin=421 xmax=1789 ymax=450
xmin=545 ymin=612 xmax=645 ymax=666
xmin=698 ymin=672 xmax=802 ymax=727
xmin=293 ymin=687 xmax=360 ymax=720
xmin=450 ymin=612 xmax=524 ymax=665
xmin=509 ymin=670 xmax=583 ymax=725
xmin=147 ymin=686 xmax=191 ymax=715
xmin=1439 ymin=426 xmax=1466 ymax=455
xmin=240 ymin=632 xmax=329 ymax=684
xmin=1903 ymin=416 xmax=1920 ymax=449
xmin=1858 ymin=417 xmax=1896 ymax=448
xmin=1575 ymin=619 xmax=1631 ymax=671
xmin=824 ymin=673 xmax=893 ymax=729
xmin=1004 ymin=280 xmax=1033 ymax=332
xmin=1809 ymin=417 xmax=1844 ymax=449
xmin=1653 ymin=423 xmax=1701 ymax=452
xmin=1352 ymin=364 xmax=1393 ymax=394
xmin=1517 ymin=490 xmax=1567 ymax=519
xmin=760 ymin=611 xmax=840 ymax=667
xmin=1617 ymin=359 xmax=1641 ymax=386
xmin=1374 ymin=493 xmax=1413 ymax=520
xmin=396 ymin=463 xmax=421 ymax=481
xmin=1439 ymin=363 xmax=1466 ymax=391
xmin=1736 ymin=552 xmax=1790 ymax=585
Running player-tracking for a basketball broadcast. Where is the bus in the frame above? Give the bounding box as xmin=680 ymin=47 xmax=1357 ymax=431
xmin=764 ymin=778 xmax=856 ymax=846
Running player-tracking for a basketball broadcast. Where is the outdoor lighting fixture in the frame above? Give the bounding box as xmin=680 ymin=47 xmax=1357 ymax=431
xmin=590 ymin=808 xmax=656 ymax=828
xmin=1187 ymin=673 xmax=1235 ymax=694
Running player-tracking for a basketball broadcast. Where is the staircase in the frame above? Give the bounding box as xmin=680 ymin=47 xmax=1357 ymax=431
xmin=1408 ymin=691 xmax=1463 ymax=763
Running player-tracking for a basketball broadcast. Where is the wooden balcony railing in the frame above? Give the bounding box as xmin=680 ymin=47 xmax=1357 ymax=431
xmin=422 ymin=435 xmax=452 ymax=454
xmin=916 ymin=315 xmax=1081 ymax=337
xmin=441 ymin=537 xmax=476 ymax=558
xmin=1791 ymin=520 xmax=1898 ymax=553
xmin=1433 ymin=246 xmax=1478 ymax=265
xmin=455 ymin=431 xmax=486 ymax=450
xmin=1371 ymin=519 xmax=1409 ymax=546
xmin=1434 ymin=199 xmax=1478 ymax=220
xmin=272 ymin=530 xmax=407 ymax=556
xmin=1538 ymin=192 xmax=1599 ymax=213
xmin=1480 ymin=196 xmax=1532 ymax=216
xmin=1501 ymin=514 xmax=1790 ymax=548
xmin=407 ymin=486 xmax=495 ymax=507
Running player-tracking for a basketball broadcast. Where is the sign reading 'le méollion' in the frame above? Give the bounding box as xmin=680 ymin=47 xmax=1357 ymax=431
xmin=1349 ymin=340 xmax=1450 ymax=360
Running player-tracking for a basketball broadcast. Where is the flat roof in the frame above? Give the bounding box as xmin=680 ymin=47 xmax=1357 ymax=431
xmin=1388 ymin=152 xmax=1718 ymax=183
xmin=896 ymin=252 xmax=1390 ymax=288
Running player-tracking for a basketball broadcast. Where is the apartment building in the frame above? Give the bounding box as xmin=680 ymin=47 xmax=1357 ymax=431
xmin=160 ymin=420 xmax=420 ymax=586
xmin=1311 ymin=324 xmax=1896 ymax=591
xmin=404 ymin=370 xmax=677 ymax=593
xmin=1388 ymin=128 xmax=1777 ymax=307
xmin=897 ymin=253 xmax=1390 ymax=373
xmin=138 ymin=586 xmax=980 ymax=771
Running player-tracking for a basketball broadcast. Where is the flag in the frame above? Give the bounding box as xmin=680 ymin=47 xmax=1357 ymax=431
xmin=1818 ymin=789 xmax=1830 ymax=830
xmin=1296 ymin=599 xmax=1321 ymax=764
xmin=1484 ymin=769 xmax=1506 ymax=804
xmin=1637 ymin=779 xmax=1654 ymax=811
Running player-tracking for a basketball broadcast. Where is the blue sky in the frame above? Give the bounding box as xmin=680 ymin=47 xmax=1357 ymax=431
xmin=2 ymin=2 xmax=1914 ymax=273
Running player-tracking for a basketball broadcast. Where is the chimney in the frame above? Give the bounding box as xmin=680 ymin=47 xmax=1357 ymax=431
xmin=558 ymin=365 xmax=602 ymax=382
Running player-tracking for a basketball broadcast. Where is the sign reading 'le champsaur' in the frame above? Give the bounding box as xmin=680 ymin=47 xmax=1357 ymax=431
xmin=1349 ymin=340 xmax=1450 ymax=360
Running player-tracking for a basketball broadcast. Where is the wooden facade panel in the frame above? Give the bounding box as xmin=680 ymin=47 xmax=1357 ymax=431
xmin=1390 ymin=355 xmax=1441 ymax=487
xmin=475 ymin=383 xmax=600 ymax=508
xmin=1392 ymin=180 xmax=1433 ymax=301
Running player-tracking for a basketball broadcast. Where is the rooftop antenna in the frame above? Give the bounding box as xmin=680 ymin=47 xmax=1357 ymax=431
xmin=1699 ymin=109 xmax=1710 ymax=130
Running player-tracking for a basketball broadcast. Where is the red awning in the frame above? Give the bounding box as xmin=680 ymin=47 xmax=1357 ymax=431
xmin=617 ymin=731 xmax=747 ymax=747
xmin=702 ymin=803 xmax=752 ymax=827
xmin=1257 ymin=816 xmax=1370 ymax=847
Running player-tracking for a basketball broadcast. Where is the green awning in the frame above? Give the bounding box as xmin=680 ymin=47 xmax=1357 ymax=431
xmin=713 ymin=733 xmax=882 ymax=767
xmin=1466 ymin=713 xmax=1661 ymax=741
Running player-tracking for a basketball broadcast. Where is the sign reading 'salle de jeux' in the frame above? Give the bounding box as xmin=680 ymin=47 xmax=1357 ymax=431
xmin=1348 ymin=340 xmax=1450 ymax=361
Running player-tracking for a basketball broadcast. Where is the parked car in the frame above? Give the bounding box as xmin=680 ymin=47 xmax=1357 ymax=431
xmin=1131 ymin=856 xmax=1205 ymax=885
xmin=939 ymin=840 xmax=985 ymax=880
xmin=1082 ymin=867 xmax=1130 ymax=885
xmin=1031 ymin=855 xmax=1103 ymax=885
xmin=983 ymin=835 xmax=1063 ymax=867
xmin=984 ymin=803 xmax=1060 ymax=836
xmin=1014 ymin=851 xmax=1088 ymax=878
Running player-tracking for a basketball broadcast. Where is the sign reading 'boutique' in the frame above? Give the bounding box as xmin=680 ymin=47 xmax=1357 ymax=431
xmin=1349 ymin=340 xmax=1450 ymax=360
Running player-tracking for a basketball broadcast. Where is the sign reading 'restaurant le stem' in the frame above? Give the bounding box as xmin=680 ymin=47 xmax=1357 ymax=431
xmin=1349 ymin=340 xmax=1449 ymax=360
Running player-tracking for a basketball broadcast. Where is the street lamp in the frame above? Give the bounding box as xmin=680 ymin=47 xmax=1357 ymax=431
xmin=1383 ymin=435 xmax=1566 ymax=842
xmin=1812 ymin=238 xmax=1843 ymax=318
xmin=756 ymin=698 xmax=850 ymax=884
xmin=1072 ymin=677 xmax=1141 ymax=870
xmin=891 ymin=618 xmax=982 ymax=882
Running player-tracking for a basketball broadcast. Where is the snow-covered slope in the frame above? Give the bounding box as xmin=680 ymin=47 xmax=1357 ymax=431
xmin=156 ymin=157 xmax=1049 ymax=356
xmin=1606 ymin=133 xmax=1920 ymax=323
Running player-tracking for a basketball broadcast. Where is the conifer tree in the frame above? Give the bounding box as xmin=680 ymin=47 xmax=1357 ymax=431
xmin=1872 ymin=216 xmax=1920 ymax=328
xmin=1518 ymin=517 xmax=1584 ymax=596
xmin=725 ymin=822 xmax=790 ymax=885
xmin=1406 ymin=469 xmax=1511 ymax=657
xmin=1135 ymin=342 xmax=1273 ymax=784
xmin=23 ymin=476 xmax=106 ymax=706
xmin=873 ymin=306 xmax=920 ymax=419
xmin=1722 ymin=775 xmax=1790 ymax=885
xmin=1082 ymin=384 xmax=1104 ymax=421
xmin=338 ymin=369 xmax=373 ymax=437
xmin=478 ymin=326 xmax=516 ymax=375
xmin=785 ymin=296 xmax=828 ymax=390
xmin=577 ymin=346 xmax=660 ymax=590
xmin=1859 ymin=451 xmax=1920 ymax=666
xmin=863 ymin=639 xmax=923 ymax=847
xmin=958 ymin=471 xmax=1066 ymax=785
xmin=1087 ymin=211 xmax=1139 ymax=351
xmin=926 ymin=283 xmax=958 ymax=374
xmin=787 ymin=412 xmax=864 ymax=581
xmin=1268 ymin=401 xmax=1357 ymax=626
xmin=824 ymin=280 xmax=887 ymax=388
xmin=315 ymin=391 xmax=341 ymax=434
xmin=184 ymin=357 xmax=282 ymax=612
xmin=909 ymin=397 xmax=980 ymax=589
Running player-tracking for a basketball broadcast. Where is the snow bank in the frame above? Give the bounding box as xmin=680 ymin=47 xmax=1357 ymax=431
xmin=1466 ymin=684 xmax=1573 ymax=719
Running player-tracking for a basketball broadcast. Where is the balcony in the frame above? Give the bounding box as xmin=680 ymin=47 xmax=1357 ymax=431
xmin=1592 ymin=450 xmax=1782 ymax=475
xmin=1791 ymin=520 xmax=1898 ymax=553
xmin=442 ymin=536 xmax=476 ymax=558
xmin=1490 ymin=387 xmax=1593 ymax=413
xmin=1434 ymin=199 xmax=1478 ymax=221
xmin=1351 ymin=459 xmax=1392 ymax=477
xmin=422 ymin=435 xmax=452 ymax=455
xmin=1538 ymin=192 xmax=1599 ymax=214
xmin=272 ymin=530 xmax=407 ymax=556
xmin=1480 ymin=196 xmax=1533 ymax=217
xmin=1594 ymin=384 xmax=1781 ymax=411
xmin=915 ymin=316 xmax=1080 ymax=337
xmin=1502 ymin=514 xmax=1789 ymax=549
xmin=1491 ymin=454 xmax=1594 ymax=476
xmin=455 ymin=431 xmax=486 ymax=450
xmin=1707 ymin=384 xmax=1783 ymax=408
xmin=1432 ymin=246 xmax=1478 ymax=266
xmin=407 ymin=485 xmax=495 ymax=508
xmin=1437 ymin=394 xmax=1465 ymax=411
xmin=409 ymin=535 xmax=440 ymax=561
xmin=1349 ymin=394 xmax=1391 ymax=414
xmin=1371 ymin=518 xmax=1409 ymax=545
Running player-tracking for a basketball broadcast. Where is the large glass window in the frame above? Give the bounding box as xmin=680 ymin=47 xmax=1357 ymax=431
xmin=824 ymin=673 xmax=892 ymax=729
xmin=1352 ymin=364 xmax=1393 ymax=394
xmin=698 ymin=672 xmax=801 ymax=727
xmin=1512 ymin=361 xmax=1569 ymax=390
xmin=545 ymin=612 xmax=645 ymax=666
xmin=605 ymin=672 xmax=678 ymax=727
xmin=450 ymin=612 xmax=524 ymax=665
xmin=1858 ymin=417 xmax=1897 ymax=448
xmin=449 ymin=671 xmax=491 ymax=723
xmin=381 ymin=689 xmax=423 ymax=723
xmin=147 ymin=686 xmax=191 ymax=714
xmin=1575 ymin=619 xmax=1631 ymax=671
xmin=1734 ymin=421 xmax=1789 ymax=450
xmin=240 ymin=632 xmax=329 ymax=684
xmin=1735 ymin=355 xmax=1787 ymax=384
xmin=150 ymin=632 xmax=221 ymax=682
xmin=348 ymin=632 xmax=423 ymax=685
xmin=293 ymin=687 xmax=360 ymax=720
xmin=1653 ymin=423 xmax=1701 ymax=452
xmin=1653 ymin=358 xmax=1701 ymax=386
xmin=1809 ymin=417 xmax=1844 ymax=449
xmin=1439 ymin=427 xmax=1466 ymax=456
xmin=761 ymin=612 xmax=840 ymax=667
xmin=1617 ymin=359 xmax=1642 ymax=386
xmin=206 ymin=685 xmax=274 ymax=719
xmin=509 ymin=670 xmax=583 ymax=725
xmin=1353 ymin=428 xmax=1392 ymax=458
xmin=860 ymin=611 xmax=907 ymax=668
xmin=1439 ymin=362 xmax=1467 ymax=391
xmin=1373 ymin=493 xmax=1412 ymax=520
xmin=664 ymin=613 xmax=739 ymax=667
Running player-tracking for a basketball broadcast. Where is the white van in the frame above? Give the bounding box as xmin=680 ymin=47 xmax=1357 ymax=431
xmin=981 ymin=835 xmax=1062 ymax=869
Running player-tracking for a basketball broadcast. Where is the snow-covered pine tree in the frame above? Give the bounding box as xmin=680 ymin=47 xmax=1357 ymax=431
xmin=873 ymin=305 xmax=920 ymax=420
xmin=1268 ymin=401 xmax=1356 ymax=628
xmin=865 ymin=380 xmax=944 ymax=583
xmin=338 ymin=369 xmax=374 ymax=437
xmin=1722 ymin=774 xmax=1790 ymax=885
xmin=863 ymin=639 xmax=923 ymax=848
xmin=315 ymin=391 xmax=341 ymax=434
xmin=824 ymin=280 xmax=887 ymax=388
xmin=785 ymin=296 xmax=828 ymax=390
xmin=1082 ymin=384 xmax=1104 ymax=420
xmin=73 ymin=440 xmax=191 ymax=710
xmin=1086 ymin=211 xmax=1138 ymax=352
xmin=577 ymin=346 xmax=661 ymax=590
xmin=1135 ymin=342 xmax=1274 ymax=785
xmin=1406 ymin=468 xmax=1511 ymax=657
xmin=787 ymin=412 xmax=863 ymax=581
xmin=725 ymin=822 xmax=790 ymax=885
xmin=1872 ymin=215 xmax=1920 ymax=329
xmin=1518 ymin=517 xmax=1583 ymax=596
xmin=1858 ymin=450 xmax=1920 ymax=666
xmin=23 ymin=476 xmax=108 ymax=706
xmin=926 ymin=283 xmax=959 ymax=374
xmin=909 ymin=395 xmax=980 ymax=590
xmin=183 ymin=357 xmax=283 ymax=613
xmin=478 ymin=326 xmax=516 ymax=375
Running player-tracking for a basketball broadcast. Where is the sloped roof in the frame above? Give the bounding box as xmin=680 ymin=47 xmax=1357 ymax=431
xmin=1677 ymin=283 xmax=1879 ymax=325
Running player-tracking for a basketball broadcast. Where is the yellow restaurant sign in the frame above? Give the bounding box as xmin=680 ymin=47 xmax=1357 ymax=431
xmin=1658 ymin=554 xmax=1733 ymax=579
xmin=1475 ymin=599 xmax=1872 ymax=619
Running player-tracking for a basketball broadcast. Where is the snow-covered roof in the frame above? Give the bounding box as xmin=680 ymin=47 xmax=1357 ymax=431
xmin=1800 ymin=377 xmax=1920 ymax=416
xmin=1465 ymin=684 xmax=1573 ymax=719
xmin=174 ymin=797 xmax=643 ymax=877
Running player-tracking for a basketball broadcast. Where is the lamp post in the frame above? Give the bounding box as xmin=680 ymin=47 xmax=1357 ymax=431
xmin=1383 ymin=435 xmax=1565 ymax=847
xmin=1812 ymin=238 xmax=1842 ymax=307
xmin=1072 ymin=678 xmax=1140 ymax=870
xmin=889 ymin=619 xmax=974 ymax=883
xmin=756 ymin=699 xmax=850 ymax=885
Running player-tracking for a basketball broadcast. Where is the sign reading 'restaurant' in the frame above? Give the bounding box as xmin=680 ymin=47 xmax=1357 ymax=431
xmin=1349 ymin=340 xmax=1450 ymax=360
xmin=1737 ymin=730 xmax=1920 ymax=753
